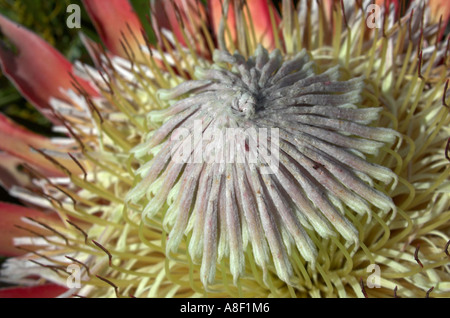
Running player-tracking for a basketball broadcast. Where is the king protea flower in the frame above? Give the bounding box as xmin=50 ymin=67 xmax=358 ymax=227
xmin=0 ymin=0 xmax=449 ymax=298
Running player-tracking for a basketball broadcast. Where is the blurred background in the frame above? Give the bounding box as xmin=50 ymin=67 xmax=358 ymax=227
xmin=0 ymin=0 xmax=156 ymax=203
xmin=0 ymin=0 xmax=154 ymax=138
xmin=0 ymin=0 xmax=158 ymax=278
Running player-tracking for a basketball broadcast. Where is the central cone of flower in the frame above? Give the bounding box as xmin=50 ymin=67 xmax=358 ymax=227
xmin=127 ymin=46 xmax=398 ymax=287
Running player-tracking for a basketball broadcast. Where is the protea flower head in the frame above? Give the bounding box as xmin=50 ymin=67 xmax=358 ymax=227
xmin=0 ymin=0 xmax=449 ymax=298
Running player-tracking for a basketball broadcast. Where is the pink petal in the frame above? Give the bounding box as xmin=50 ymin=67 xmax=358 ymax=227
xmin=321 ymin=0 xmax=334 ymax=22
xmin=0 ymin=114 xmax=82 ymax=176
xmin=375 ymin=0 xmax=400 ymax=16
xmin=0 ymin=15 xmax=98 ymax=124
xmin=0 ymin=284 xmax=67 ymax=298
xmin=208 ymin=0 xmax=237 ymax=47
xmin=0 ymin=203 xmax=62 ymax=257
xmin=375 ymin=0 xmax=399 ymax=5
xmin=0 ymin=153 xmax=31 ymax=189
xmin=429 ymin=0 xmax=450 ymax=22
xmin=150 ymin=0 xmax=208 ymax=55
xmin=79 ymin=33 xmax=105 ymax=68
xmin=244 ymin=0 xmax=281 ymax=49
xmin=82 ymin=0 xmax=147 ymax=61
xmin=208 ymin=0 xmax=281 ymax=50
